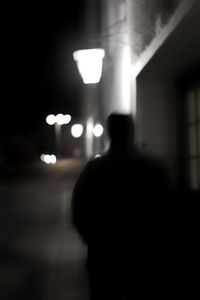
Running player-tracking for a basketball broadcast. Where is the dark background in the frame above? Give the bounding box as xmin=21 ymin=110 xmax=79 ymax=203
xmin=1 ymin=2 xmax=88 ymax=162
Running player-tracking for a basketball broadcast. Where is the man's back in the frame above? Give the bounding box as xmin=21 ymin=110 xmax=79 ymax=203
xmin=71 ymin=113 xmax=171 ymax=299
xmin=72 ymin=145 xmax=171 ymax=299
xmin=72 ymin=146 xmax=168 ymax=245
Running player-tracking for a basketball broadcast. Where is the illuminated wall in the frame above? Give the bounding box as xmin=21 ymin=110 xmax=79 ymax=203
xmin=133 ymin=0 xmax=199 ymax=185
xmin=99 ymin=0 xmax=187 ymax=120
xmin=127 ymin=0 xmax=184 ymax=59
xmin=100 ymin=0 xmax=132 ymax=119
xmin=98 ymin=0 xmax=199 ymax=187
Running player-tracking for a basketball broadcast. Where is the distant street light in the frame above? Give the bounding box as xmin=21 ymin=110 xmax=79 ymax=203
xmin=73 ymin=48 xmax=105 ymax=84
xmin=56 ymin=113 xmax=65 ymax=125
xmin=71 ymin=124 xmax=83 ymax=138
xmin=46 ymin=114 xmax=56 ymax=125
xmin=46 ymin=114 xmax=71 ymax=126
xmin=40 ymin=154 xmax=56 ymax=165
xmin=54 ymin=113 xmax=71 ymax=125
xmin=40 ymin=154 xmax=57 ymax=164
xmin=93 ymin=124 xmax=104 ymax=137
xmin=46 ymin=113 xmax=71 ymax=158
xmin=63 ymin=114 xmax=71 ymax=124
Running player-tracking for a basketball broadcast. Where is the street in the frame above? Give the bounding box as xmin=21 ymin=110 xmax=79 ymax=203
xmin=0 ymin=160 xmax=90 ymax=300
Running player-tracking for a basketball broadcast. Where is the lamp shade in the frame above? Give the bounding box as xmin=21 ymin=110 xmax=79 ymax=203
xmin=73 ymin=48 xmax=105 ymax=84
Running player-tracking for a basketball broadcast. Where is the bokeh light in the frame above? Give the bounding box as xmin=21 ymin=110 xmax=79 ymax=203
xmin=93 ymin=124 xmax=104 ymax=137
xmin=71 ymin=124 xmax=83 ymax=138
xmin=56 ymin=114 xmax=65 ymax=125
xmin=63 ymin=114 xmax=71 ymax=124
xmin=46 ymin=114 xmax=56 ymax=125
xmin=40 ymin=154 xmax=57 ymax=164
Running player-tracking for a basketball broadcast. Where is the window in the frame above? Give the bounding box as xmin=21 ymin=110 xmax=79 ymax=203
xmin=186 ymin=87 xmax=200 ymax=190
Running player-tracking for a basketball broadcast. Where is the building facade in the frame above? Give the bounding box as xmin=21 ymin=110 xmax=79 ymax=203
xmin=93 ymin=0 xmax=199 ymax=190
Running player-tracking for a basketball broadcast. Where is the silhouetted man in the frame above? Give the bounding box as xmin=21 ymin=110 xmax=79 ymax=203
xmin=72 ymin=113 xmax=169 ymax=299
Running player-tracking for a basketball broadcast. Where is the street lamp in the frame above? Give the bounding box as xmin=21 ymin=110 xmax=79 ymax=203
xmin=73 ymin=48 xmax=105 ymax=84
xmin=46 ymin=113 xmax=71 ymax=159
xmin=73 ymin=48 xmax=105 ymax=158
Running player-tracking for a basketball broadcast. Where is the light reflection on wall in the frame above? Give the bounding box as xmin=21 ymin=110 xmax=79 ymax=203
xmin=86 ymin=118 xmax=94 ymax=158
xmin=121 ymin=45 xmax=131 ymax=113
xmin=101 ymin=0 xmax=132 ymax=118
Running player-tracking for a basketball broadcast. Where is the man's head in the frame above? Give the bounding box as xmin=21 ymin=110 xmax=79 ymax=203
xmin=107 ymin=113 xmax=135 ymax=146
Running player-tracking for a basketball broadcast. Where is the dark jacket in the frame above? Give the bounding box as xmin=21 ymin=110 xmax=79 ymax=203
xmin=72 ymin=145 xmax=169 ymax=247
xmin=72 ymin=145 xmax=199 ymax=298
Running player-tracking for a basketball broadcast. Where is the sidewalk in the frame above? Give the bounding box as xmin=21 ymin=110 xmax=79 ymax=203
xmin=0 ymin=160 xmax=90 ymax=299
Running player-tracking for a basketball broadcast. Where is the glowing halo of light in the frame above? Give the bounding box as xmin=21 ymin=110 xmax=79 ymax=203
xmin=50 ymin=154 xmax=57 ymax=164
xmin=63 ymin=114 xmax=71 ymax=124
xmin=71 ymin=124 xmax=83 ymax=138
xmin=56 ymin=113 xmax=65 ymax=125
xmin=44 ymin=154 xmax=51 ymax=164
xmin=40 ymin=154 xmax=45 ymax=161
xmin=46 ymin=114 xmax=56 ymax=125
xmin=41 ymin=154 xmax=57 ymax=164
xmin=93 ymin=124 xmax=104 ymax=137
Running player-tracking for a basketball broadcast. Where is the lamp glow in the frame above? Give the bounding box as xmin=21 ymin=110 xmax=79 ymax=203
xmin=63 ymin=114 xmax=71 ymax=124
xmin=41 ymin=154 xmax=57 ymax=164
xmin=93 ymin=124 xmax=104 ymax=137
xmin=56 ymin=113 xmax=65 ymax=125
xmin=73 ymin=48 xmax=105 ymax=84
xmin=46 ymin=114 xmax=56 ymax=125
xmin=71 ymin=124 xmax=83 ymax=138
xmin=40 ymin=154 xmax=45 ymax=161
xmin=50 ymin=154 xmax=57 ymax=164
xmin=44 ymin=154 xmax=51 ymax=164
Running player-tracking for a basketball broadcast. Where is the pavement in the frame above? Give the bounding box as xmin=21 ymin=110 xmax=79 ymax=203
xmin=0 ymin=159 xmax=90 ymax=300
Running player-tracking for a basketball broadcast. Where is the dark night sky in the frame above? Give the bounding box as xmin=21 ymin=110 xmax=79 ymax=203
xmin=2 ymin=2 xmax=87 ymax=136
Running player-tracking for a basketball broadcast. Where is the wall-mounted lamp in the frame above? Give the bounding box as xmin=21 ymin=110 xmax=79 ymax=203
xmin=73 ymin=48 xmax=105 ymax=84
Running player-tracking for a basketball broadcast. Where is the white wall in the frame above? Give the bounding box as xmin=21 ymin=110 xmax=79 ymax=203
xmin=100 ymin=0 xmax=132 ymax=120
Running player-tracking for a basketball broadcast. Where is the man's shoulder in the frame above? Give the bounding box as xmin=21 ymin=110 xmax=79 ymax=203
xmin=82 ymin=154 xmax=108 ymax=171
